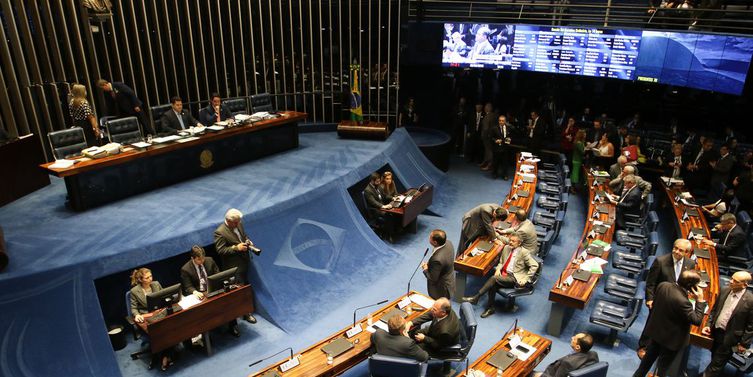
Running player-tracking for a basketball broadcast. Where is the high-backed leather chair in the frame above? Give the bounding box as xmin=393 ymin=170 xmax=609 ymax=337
xmin=250 ymin=93 xmax=274 ymax=113
xmin=149 ymin=104 xmax=172 ymax=135
xmin=48 ymin=127 xmax=87 ymax=159
xmin=106 ymin=117 xmax=142 ymax=144
xmin=368 ymin=354 xmax=427 ymax=377
xmin=224 ymin=98 xmax=248 ymax=115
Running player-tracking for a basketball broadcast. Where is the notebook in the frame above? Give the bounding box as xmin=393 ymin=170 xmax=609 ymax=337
xmin=476 ymin=240 xmax=494 ymax=252
xmin=379 ymin=307 xmax=408 ymax=324
xmin=573 ymin=270 xmax=593 ymax=282
xmin=321 ymin=337 xmax=353 ymax=358
xmin=693 ymin=247 xmax=711 ymax=259
xmin=487 ymin=350 xmax=517 ymax=370
xmin=516 ymin=190 xmax=530 ymax=198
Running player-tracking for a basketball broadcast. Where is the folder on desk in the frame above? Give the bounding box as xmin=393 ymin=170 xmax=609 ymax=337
xmin=522 ymin=176 xmax=535 ymax=183
xmin=593 ymin=225 xmax=609 ymax=234
xmin=693 ymin=247 xmax=711 ymax=259
xmin=597 ymin=205 xmax=609 ymax=214
xmin=516 ymin=190 xmax=530 ymax=198
xmin=507 ymin=205 xmax=520 ymax=213
xmin=487 ymin=349 xmax=517 ymax=370
xmin=586 ymin=245 xmax=604 ymax=257
xmin=380 ymin=307 xmax=408 ymax=324
xmin=321 ymin=337 xmax=354 ymax=358
xmin=573 ymin=270 xmax=592 ymax=282
xmin=687 ymin=208 xmax=700 ymax=217
xmin=476 ymin=240 xmax=494 ymax=252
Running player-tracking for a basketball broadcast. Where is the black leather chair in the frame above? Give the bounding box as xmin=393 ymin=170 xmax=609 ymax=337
xmin=106 ymin=116 xmax=143 ymax=144
xmin=224 ymin=98 xmax=248 ymax=115
xmin=149 ymin=104 xmax=172 ymax=135
xmin=48 ymin=127 xmax=87 ymax=159
xmin=429 ymin=302 xmax=477 ymax=372
xmin=368 ymin=354 xmax=428 ymax=377
xmin=250 ymin=93 xmax=274 ymax=113
xmin=568 ymin=361 xmax=609 ymax=377
xmin=589 ymin=296 xmax=643 ymax=345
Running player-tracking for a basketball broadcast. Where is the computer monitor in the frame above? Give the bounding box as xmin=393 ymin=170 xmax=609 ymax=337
xmin=207 ymin=267 xmax=238 ymax=296
xmin=145 ymin=283 xmax=182 ymax=312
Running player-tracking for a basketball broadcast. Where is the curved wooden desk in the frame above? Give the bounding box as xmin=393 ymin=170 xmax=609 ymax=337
xmin=547 ymin=173 xmax=616 ymax=336
xmin=453 ymin=158 xmax=538 ymax=300
xmin=457 ymin=327 xmax=552 ymax=377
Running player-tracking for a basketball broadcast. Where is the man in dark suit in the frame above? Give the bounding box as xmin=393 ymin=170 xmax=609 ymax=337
xmin=527 ymin=110 xmax=546 ymax=154
xmin=609 ymin=165 xmax=651 ymax=199
xmin=180 ymin=245 xmax=241 ymax=337
xmin=363 ymin=172 xmax=395 ymax=242
xmin=608 ymin=155 xmax=629 ymax=180
xmin=465 ymin=103 xmax=485 ymax=163
xmin=665 ymin=144 xmax=686 ymax=179
xmin=633 ymin=270 xmax=707 ymax=377
xmin=199 ymin=93 xmax=234 ymax=126
xmin=160 ymin=96 xmax=203 ymax=134
xmin=457 ymin=204 xmax=508 ymax=256
xmin=371 ymin=315 xmax=429 ymax=362
xmin=608 ymin=175 xmax=642 ymax=229
xmin=422 ymin=229 xmax=455 ymax=300
xmin=408 ymin=297 xmax=461 ymax=357
xmin=711 ymin=144 xmax=735 ymax=188
xmin=533 ymin=333 xmax=599 ymax=377
xmin=214 ymin=208 xmax=258 ymax=324
xmin=686 ymin=138 xmax=719 ymax=192
xmin=462 ymin=233 xmax=539 ymax=318
xmin=701 ymin=271 xmax=753 ymax=377
xmin=96 ymin=79 xmax=153 ymax=135
xmin=480 ymin=103 xmax=498 ymax=171
xmin=489 ymin=114 xmax=512 ymax=180
xmin=703 ymin=213 xmax=747 ymax=260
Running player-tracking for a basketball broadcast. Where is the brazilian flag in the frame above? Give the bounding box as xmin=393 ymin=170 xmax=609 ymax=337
xmin=349 ymin=64 xmax=363 ymax=121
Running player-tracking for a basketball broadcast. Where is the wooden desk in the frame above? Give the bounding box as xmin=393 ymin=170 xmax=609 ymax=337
xmin=248 ymin=292 xmax=433 ymax=377
xmin=381 ymin=185 xmax=434 ymax=231
xmin=0 ymin=134 xmax=50 ymax=206
xmin=453 ymin=159 xmax=538 ymax=300
xmin=456 ymin=327 xmax=552 ymax=377
xmin=139 ymin=285 xmax=254 ymax=354
xmin=40 ymin=111 xmax=306 ymax=210
xmin=547 ymin=173 xmax=616 ymax=336
xmin=336 ymin=120 xmax=390 ymax=140
xmin=662 ymin=184 xmax=719 ymax=349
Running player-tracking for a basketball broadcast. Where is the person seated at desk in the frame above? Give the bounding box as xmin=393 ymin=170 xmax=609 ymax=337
xmin=498 ymin=209 xmax=538 ymax=255
xmin=199 ymin=93 xmax=233 ymax=126
xmin=380 ymin=171 xmax=398 ymax=199
xmin=703 ymin=213 xmax=747 ymax=260
xmin=407 ymin=298 xmax=460 ymax=359
xmin=371 ymin=315 xmax=429 ymax=362
xmin=457 ymin=204 xmax=509 ymax=257
xmin=364 ymin=172 xmax=396 ymax=242
xmin=701 ymin=189 xmax=734 ymax=220
xmin=461 ymin=233 xmax=539 ymax=318
xmin=160 ymin=96 xmax=203 ymax=134
xmin=607 ymin=174 xmax=642 ymax=229
xmin=180 ymin=245 xmax=241 ymax=337
xmin=129 ymin=268 xmax=174 ymax=371
xmin=532 ymin=333 xmax=598 ymax=377
xmin=608 ymin=165 xmax=651 ymax=199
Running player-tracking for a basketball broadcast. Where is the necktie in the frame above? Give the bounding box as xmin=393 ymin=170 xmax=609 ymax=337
xmin=176 ymin=112 xmax=186 ymax=130
xmin=500 ymin=248 xmax=516 ymax=276
xmin=674 ymin=260 xmax=682 ymax=281
xmin=673 ymin=157 xmax=682 ymax=178
xmin=199 ymin=265 xmax=208 ymax=292
xmin=694 ymin=150 xmax=703 ymax=165
xmin=476 ymin=113 xmax=481 ymax=131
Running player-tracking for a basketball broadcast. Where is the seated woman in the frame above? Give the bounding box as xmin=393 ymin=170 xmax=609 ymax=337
xmin=621 ymin=135 xmax=639 ymax=163
xmin=130 ymin=268 xmax=174 ymax=371
xmin=380 ymin=171 xmax=398 ymax=199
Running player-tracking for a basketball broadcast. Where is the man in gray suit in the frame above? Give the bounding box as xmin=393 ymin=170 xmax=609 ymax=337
xmin=609 ymin=165 xmax=652 ymax=199
xmin=608 ymin=155 xmax=630 ymax=180
xmin=461 ymin=233 xmax=539 ymax=318
xmin=457 ymin=204 xmax=509 ymax=256
xmin=214 ymin=208 xmax=258 ymax=324
xmin=498 ymin=209 xmax=539 ymax=255
xmin=371 ymin=315 xmax=429 ymax=362
xmin=422 ymin=229 xmax=455 ymax=300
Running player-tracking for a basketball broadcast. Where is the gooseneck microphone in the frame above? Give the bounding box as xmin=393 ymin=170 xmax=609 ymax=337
xmin=407 ymin=248 xmax=430 ymax=295
xmin=353 ymin=300 xmax=389 ymax=327
xmin=249 ymin=347 xmax=293 ymax=367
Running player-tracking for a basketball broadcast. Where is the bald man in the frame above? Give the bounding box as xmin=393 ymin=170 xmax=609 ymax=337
xmin=701 ymin=271 xmax=753 ymax=377
xmin=407 ymin=297 xmax=461 ymax=356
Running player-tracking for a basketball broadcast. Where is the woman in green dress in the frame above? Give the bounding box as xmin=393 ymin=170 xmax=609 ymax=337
xmin=571 ymin=129 xmax=586 ymax=189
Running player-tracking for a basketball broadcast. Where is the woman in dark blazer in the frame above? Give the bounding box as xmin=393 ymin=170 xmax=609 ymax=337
xmin=129 ymin=268 xmax=173 ymax=371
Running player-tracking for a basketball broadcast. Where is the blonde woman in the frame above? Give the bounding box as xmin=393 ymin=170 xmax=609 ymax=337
xmin=69 ymin=84 xmax=100 ymax=146
xmin=129 ymin=268 xmax=173 ymax=371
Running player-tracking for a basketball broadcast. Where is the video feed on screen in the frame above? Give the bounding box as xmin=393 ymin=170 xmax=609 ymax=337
xmin=442 ymin=23 xmax=515 ymax=68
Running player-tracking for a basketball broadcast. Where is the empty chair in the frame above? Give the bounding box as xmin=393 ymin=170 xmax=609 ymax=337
xmin=730 ymin=196 xmax=741 ymax=214
xmin=368 ymin=354 xmax=427 ymax=377
xmin=149 ymin=104 xmax=172 ymax=135
xmin=537 ymin=231 xmax=555 ymax=259
xmin=224 ymin=98 xmax=249 ymax=116
xmin=738 ymin=211 xmax=751 ymax=236
xmin=48 ymin=127 xmax=87 ymax=159
xmin=604 ymin=274 xmax=645 ymax=302
xmin=250 ymin=93 xmax=274 ymax=113
xmin=589 ymin=296 xmax=643 ymax=345
xmin=106 ymin=116 xmax=143 ymax=144
xmin=568 ymin=361 xmax=609 ymax=377
xmin=496 ymin=255 xmax=543 ymax=310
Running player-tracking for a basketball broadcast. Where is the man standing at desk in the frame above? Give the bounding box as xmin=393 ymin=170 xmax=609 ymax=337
xmin=96 ymin=79 xmax=153 ymax=135
xmin=214 ymin=208 xmax=258 ymax=324
xmin=457 ymin=204 xmax=508 ymax=257
xmin=199 ymin=93 xmax=233 ymax=126
xmin=607 ymin=174 xmax=642 ymax=229
xmin=422 ymin=229 xmax=455 ymax=300
xmin=160 ymin=96 xmax=203 ymax=134
xmin=371 ymin=316 xmax=429 ymax=362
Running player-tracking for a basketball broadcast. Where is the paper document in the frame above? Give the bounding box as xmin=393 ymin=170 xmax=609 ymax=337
xmin=580 ymin=257 xmax=608 ymax=274
xmin=208 ymin=125 xmax=225 ymax=131
xmin=176 ymin=136 xmax=200 ymax=143
xmin=179 ymin=294 xmax=202 ymax=310
xmin=131 ymin=142 xmax=151 ymax=148
xmin=50 ymin=159 xmax=75 ymax=169
xmin=235 ymin=114 xmax=252 ymax=121
xmin=368 ymin=321 xmax=388 ymax=333
xmin=409 ymin=294 xmax=435 ymax=309
xmin=152 ymin=135 xmax=181 ymax=144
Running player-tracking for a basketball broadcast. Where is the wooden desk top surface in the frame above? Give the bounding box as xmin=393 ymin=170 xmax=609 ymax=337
xmin=456 ymin=327 xmax=552 ymax=377
xmin=455 ymin=159 xmax=538 ymax=276
xmin=248 ymin=292 xmax=434 ymax=377
xmin=548 ymin=173 xmax=616 ymax=310
xmin=41 ymin=111 xmax=307 ymax=177
xmin=662 ymin=184 xmax=719 ymax=349
xmin=381 ymin=185 xmax=433 ymax=216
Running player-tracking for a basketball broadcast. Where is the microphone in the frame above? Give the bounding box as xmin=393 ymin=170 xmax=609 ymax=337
xmin=353 ymin=299 xmax=388 ymax=327
xmin=407 ymin=248 xmax=430 ymax=295
xmin=249 ymin=347 xmax=293 ymax=367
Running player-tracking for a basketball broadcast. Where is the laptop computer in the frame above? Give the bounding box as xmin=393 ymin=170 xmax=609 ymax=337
xmin=597 ymin=204 xmax=610 ymax=214
xmin=487 ymin=350 xmax=517 ymax=370
xmin=586 ymin=245 xmax=604 ymax=257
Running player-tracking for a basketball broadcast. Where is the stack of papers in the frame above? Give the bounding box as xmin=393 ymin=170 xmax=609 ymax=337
xmin=592 ymin=170 xmax=610 ymax=177
xmin=580 ymin=257 xmax=608 ymax=274
xmin=178 ymin=294 xmax=201 ymax=310
xmin=176 ymin=136 xmax=200 ymax=143
xmin=50 ymin=159 xmax=75 ymax=169
xmin=234 ymin=114 xmax=252 ymax=122
xmin=152 ymin=135 xmax=182 ymax=144
xmin=409 ymin=294 xmax=435 ymax=309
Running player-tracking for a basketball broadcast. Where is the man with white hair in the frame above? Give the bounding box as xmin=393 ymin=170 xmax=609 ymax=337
xmin=608 ymin=155 xmax=634 ymax=179
xmin=609 ymin=164 xmax=652 ymax=198
xmin=214 ymin=208 xmax=258 ymax=324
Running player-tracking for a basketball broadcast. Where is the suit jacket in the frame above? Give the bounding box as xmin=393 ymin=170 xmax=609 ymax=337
xmin=364 ymin=183 xmax=389 ymax=219
xmin=645 ymin=281 xmax=706 ymax=351
xmin=423 ymin=241 xmax=456 ymax=300
xmin=707 ymin=287 xmax=753 ymax=347
xmin=371 ymin=329 xmax=429 ymax=362
xmin=160 ymin=109 xmax=200 ymax=134
xmin=645 ymin=254 xmax=696 ymax=302
xmin=687 ymin=148 xmax=720 ymax=186
xmin=528 ymin=117 xmax=546 ymax=149
xmin=104 ymin=82 xmax=142 ymax=116
xmin=715 ymin=225 xmax=747 ymax=258
xmin=711 ymin=153 xmax=735 ymax=186
xmin=501 ymin=220 xmax=539 ymax=253
xmin=215 ymin=222 xmax=252 ymax=284
xmin=495 ymin=245 xmax=539 ymax=285
xmin=462 ymin=203 xmax=502 ymax=241
xmin=489 ymin=123 xmax=511 ymax=153
xmin=541 ymin=351 xmax=599 ymax=377
xmin=608 ymin=163 xmax=622 ymax=180
xmin=180 ymin=257 xmax=220 ymax=295
xmin=129 ymin=281 xmax=163 ymax=314
xmin=467 ymin=111 xmax=485 ymax=136
xmin=609 ymin=175 xmax=652 ymax=198
xmin=198 ymin=105 xmax=233 ymax=126
xmin=412 ymin=309 xmax=461 ymax=353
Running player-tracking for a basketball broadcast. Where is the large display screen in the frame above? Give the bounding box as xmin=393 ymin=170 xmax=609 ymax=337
xmin=442 ymin=23 xmax=753 ymax=95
